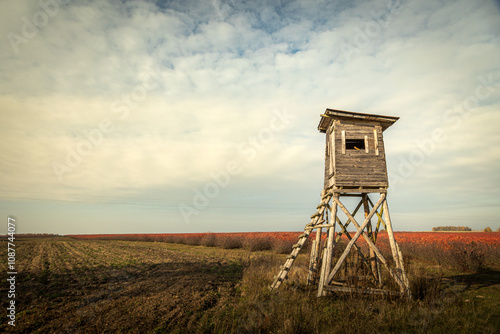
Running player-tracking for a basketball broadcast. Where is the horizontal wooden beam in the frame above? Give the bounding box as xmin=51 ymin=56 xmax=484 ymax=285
xmin=305 ymin=224 xmax=333 ymax=230
xmin=339 ymin=193 xmax=364 ymax=197
xmin=323 ymin=285 xmax=403 ymax=297
xmin=331 ymin=188 xmax=387 ymax=194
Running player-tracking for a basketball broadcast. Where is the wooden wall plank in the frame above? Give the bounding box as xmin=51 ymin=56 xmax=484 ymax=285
xmin=341 ymin=130 xmax=346 ymax=155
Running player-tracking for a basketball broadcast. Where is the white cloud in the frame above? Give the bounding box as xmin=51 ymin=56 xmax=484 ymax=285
xmin=1 ymin=0 xmax=499 ymax=232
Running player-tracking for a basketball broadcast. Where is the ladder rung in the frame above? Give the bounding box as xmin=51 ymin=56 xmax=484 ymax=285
xmin=306 ymin=224 xmax=333 ymax=230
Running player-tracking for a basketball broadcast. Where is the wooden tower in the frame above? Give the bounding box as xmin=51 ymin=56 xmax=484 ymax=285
xmin=271 ymin=109 xmax=411 ymax=298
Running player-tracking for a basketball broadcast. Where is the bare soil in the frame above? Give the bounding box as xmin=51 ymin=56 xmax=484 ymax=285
xmin=0 ymin=237 xmax=243 ymax=333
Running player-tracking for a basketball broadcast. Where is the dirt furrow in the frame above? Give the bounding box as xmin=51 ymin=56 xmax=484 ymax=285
xmin=59 ymin=240 xmax=96 ymax=270
xmin=24 ymin=240 xmax=47 ymax=274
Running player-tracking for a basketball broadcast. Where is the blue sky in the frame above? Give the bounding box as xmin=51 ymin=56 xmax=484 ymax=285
xmin=1 ymin=0 xmax=499 ymax=234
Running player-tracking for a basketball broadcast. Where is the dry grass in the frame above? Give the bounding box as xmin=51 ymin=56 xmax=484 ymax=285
xmin=400 ymin=239 xmax=500 ymax=273
xmin=242 ymin=236 xmax=273 ymax=252
xmin=215 ymin=235 xmax=243 ymax=249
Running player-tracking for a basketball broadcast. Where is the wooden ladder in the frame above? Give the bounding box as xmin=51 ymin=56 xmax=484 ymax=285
xmin=270 ymin=191 xmax=332 ymax=290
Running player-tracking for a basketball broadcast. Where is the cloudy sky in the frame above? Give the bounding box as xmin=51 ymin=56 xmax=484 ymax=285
xmin=1 ymin=0 xmax=499 ymax=235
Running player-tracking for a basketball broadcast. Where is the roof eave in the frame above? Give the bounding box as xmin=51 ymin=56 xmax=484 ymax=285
xmin=318 ymin=108 xmax=399 ymax=132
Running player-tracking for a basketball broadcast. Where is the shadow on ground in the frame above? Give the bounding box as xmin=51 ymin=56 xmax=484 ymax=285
xmin=445 ymin=269 xmax=500 ymax=290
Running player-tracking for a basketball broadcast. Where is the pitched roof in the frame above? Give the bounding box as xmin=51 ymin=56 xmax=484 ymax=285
xmin=318 ymin=108 xmax=399 ymax=133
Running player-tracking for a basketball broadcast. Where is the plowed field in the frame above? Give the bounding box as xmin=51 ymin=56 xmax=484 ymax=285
xmin=0 ymin=237 xmax=244 ymax=333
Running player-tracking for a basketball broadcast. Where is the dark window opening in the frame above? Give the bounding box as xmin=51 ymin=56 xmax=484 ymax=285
xmin=346 ymin=139 xmax=365 ymax=150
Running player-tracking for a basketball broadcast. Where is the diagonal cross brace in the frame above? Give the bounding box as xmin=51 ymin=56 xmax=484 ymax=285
xmin=367 ymin=196 xmax=387 ymax=233
xmin=324 ymin=193 xmax=387 ymax=286
xmin=335 ymin=216 xmax=372 ymax=274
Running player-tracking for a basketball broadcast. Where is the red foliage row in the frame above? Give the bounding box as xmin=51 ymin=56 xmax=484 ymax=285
xmin=69 ymin=232 xmax=303 ymax=242
xmin=68 ymin=232 xmax=306 ymax=254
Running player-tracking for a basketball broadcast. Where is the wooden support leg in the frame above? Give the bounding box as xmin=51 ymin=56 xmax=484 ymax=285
xmin=318 ymin=195 xmax=337 ymax=297
xmin=383 ymin=200 xmax=411 ymax=298
xmin=307 ymin=239 xmax=318 ymax=286
xmin=362 ymin=194 xmax=378 ymax=284
xmin=308 ymin=190 xmax=325 ymax=285
xmin=396 ymin=241 xmax=409 ymax=289
xmin=376 ymin=257 xmax=383 ymax=288
xmin=366 ymin=196 xmax=385 ymax=287
xmin=317 ymin=233 xmax=329 ymax=296
xmin=323 ymin=195 xmax=337 ymax=278
xmin=307 ymin=223 xmax=323 ymax=285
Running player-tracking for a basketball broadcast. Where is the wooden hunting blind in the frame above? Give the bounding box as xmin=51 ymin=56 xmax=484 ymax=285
xmin=271 ymin=109 xmax=411 ymax=298
xmin=319 ymin=109 xmax=398 ymax=191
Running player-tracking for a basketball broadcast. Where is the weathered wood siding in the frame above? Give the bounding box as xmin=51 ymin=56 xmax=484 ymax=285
xmin=324 ymin=125 xmax=335 ymax=189
xmin=325 ymin=120 xmax=389 ymax=189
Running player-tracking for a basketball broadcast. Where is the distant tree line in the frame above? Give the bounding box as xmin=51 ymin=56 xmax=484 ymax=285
xmin=15 ymin=233 xmax=60 ymax=238
xmin=432 ymin=226 xmax=472 ymax=232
